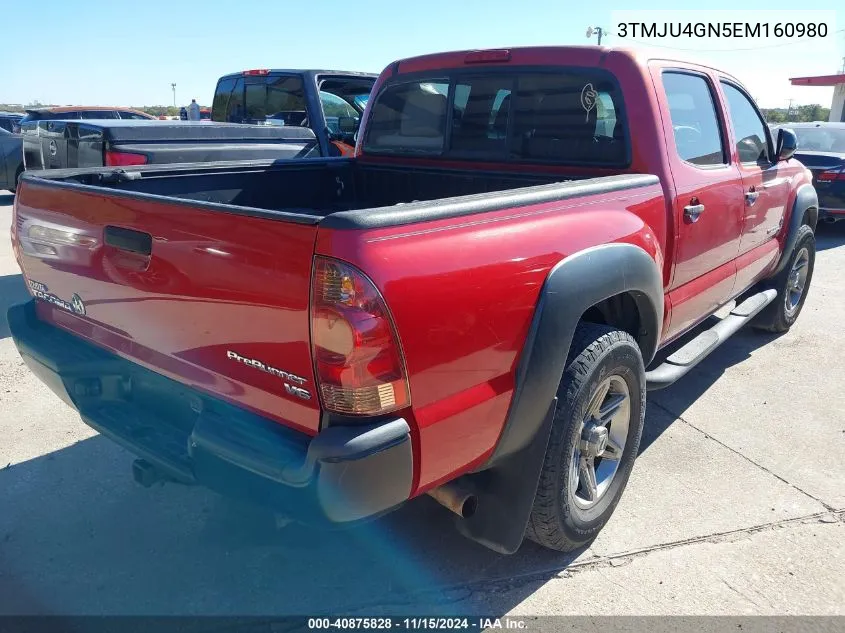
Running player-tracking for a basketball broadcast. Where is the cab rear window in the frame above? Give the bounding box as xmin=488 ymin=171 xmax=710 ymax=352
xmin=363 ymin=69 xmax=628 ymax=166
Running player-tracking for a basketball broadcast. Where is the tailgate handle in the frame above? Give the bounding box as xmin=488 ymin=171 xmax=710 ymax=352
xmin=104 ymin=226 xmax=152 ymax=255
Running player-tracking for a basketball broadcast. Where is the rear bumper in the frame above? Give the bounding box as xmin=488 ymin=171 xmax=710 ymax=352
xmin=8 ymin=300 xmax=413 ymax=523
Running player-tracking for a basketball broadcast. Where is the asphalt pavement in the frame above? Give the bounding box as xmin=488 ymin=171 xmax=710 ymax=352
xmin=0 ymin=193 xmax=842 ymax=616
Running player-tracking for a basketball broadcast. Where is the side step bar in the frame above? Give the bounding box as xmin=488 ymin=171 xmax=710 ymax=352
xmin=645 ymin=289 xmax=776 ymax=391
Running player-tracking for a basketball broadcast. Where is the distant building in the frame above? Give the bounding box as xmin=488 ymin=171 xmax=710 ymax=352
xmin=789 ymin=73 xmax=845 ymax=122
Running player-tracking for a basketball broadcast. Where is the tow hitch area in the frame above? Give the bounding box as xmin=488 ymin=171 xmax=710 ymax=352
xmin=132 ymin=459 xmax=177 ymax=488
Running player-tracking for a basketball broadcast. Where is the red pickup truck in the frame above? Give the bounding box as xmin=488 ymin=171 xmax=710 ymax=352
xmin=9 ymin=46 xmax=818 ymax=555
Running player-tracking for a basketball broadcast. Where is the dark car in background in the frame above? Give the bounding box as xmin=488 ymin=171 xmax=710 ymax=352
xmin=0 ymin=127 xmax=23 ymax=192
xmin=18 ymin=106 xmax=155 ymax=127
xmin=0 ymin=112 xmax=23 ymax=134
xmin=211 ymin=69 xmax=375 ymax=156
xmin=21 ymin=119 xmax=318 ymax=171
xmin=777 ymin=122 xmax=845 ymax=223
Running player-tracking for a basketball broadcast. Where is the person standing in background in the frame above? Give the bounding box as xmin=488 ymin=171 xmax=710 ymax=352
xmin=187 ymin=99 xmax=201 ymax=121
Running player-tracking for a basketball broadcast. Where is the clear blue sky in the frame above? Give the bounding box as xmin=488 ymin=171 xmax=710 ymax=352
xmin=5 ymin=1 xmax=843 ymax=109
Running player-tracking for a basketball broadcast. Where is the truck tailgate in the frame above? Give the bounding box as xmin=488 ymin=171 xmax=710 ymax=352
xmin=13 ymin=179 xmax=321 ymax=434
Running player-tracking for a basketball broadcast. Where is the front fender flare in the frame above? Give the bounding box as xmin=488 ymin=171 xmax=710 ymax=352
xmin=774 ymin=183 xmax=818 ymax=276
xmin=456 ymin=243 xmax=663 ymax=553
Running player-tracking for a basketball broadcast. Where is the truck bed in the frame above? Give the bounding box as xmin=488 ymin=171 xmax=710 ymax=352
xmin=24 ymin=159 xmax=653 ymax=228
xmin=14 ymin=159 xmax=660 ymax=437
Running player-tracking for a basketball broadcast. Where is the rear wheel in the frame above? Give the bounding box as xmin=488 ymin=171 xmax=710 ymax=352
xmin=526 ymin=323 xmax=645 ymax=552
xmin=753 ymin=225 xmax=815 ymax=333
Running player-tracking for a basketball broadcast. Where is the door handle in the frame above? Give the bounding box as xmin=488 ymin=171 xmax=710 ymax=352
xmin=745 ymin=190 xmax=759 ymax=205
xmin=684 ymin=203 xmax=705 ymax=223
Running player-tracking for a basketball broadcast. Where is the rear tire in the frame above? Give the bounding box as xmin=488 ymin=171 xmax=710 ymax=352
xmin=753 ymin=225 xmax=815 ymax=333
xmin=526 ymin=323 xmax=645 ymax=552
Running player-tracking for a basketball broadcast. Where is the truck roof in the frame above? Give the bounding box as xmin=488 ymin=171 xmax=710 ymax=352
xmin=216 ymin=69 xmax=377 ymax=82
xmin=389 ymin=45 xmax=743 ymax=84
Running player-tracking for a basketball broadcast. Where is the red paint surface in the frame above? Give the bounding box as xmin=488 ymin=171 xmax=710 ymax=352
xmin=13 ymin=46 xmax=813 ymax=497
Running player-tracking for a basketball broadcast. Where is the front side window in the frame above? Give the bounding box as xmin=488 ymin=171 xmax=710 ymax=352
xmin=721 ymin=82 xmax=771 ymax=163
xmin=662 ymin=72 xmax=725 ymax=166
xmin=363 ymin=70 xmax=627 ymax=165
xmin=320 ymin=91 xmax=358 ymax=133
xmin=119 ymin=111 xmax=151 ymax=120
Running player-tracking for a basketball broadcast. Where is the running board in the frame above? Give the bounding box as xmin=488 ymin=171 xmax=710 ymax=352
xmin=645 ymin=289 xmax=777 ymax=391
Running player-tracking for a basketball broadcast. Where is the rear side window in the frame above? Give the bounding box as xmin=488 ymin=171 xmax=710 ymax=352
xmin=212 ymin=77 xmax=237 ymax=121
xmin=79 ymin=110 xmax=118 ymax=119
xmin=363 ymin=70 xmax=627 ymax=165
xmin=40 ymin=111 xmax=78 ymax=120
xmin=721 ymin=82 xmax=771 ymax=163
xmin=0 ymin=118 xmax=13 ymax=132
xmin=662 ymin=72 xmax=726 ymax=166
xmin=226 ymin=78 xmax=245 ymax=123
xmin=119 ymin=111 xmax=150 ymax=120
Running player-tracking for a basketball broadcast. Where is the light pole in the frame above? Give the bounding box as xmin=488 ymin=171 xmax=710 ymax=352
xmin=586 ymin=26 xmax=604 ymax=46
xmin=171 ymin=83 xmax=176 ymax=107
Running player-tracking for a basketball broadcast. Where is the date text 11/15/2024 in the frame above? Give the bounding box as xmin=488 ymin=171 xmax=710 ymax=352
xmin=307 ymin=617 xmax=528 ymax=630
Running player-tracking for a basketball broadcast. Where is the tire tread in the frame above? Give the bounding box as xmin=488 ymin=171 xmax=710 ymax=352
xmin=526 ymin=323 xmax=642 ymax=551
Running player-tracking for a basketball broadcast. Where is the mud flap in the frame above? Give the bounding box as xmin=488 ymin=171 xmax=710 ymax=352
xmin=456 ymin=397 xmax=557 ymax=554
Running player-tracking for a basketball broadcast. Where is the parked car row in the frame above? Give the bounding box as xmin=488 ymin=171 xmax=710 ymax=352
xmin=9 ymin=46 xmax=823 ymax=556
xmin=0 ymin=111 xmax=24 ymax=133
xmin=0 ymin=69 xmax=378 ymax=191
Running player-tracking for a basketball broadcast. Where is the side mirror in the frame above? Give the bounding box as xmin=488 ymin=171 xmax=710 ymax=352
xmin=337 ymin=116 xmax=359 ymax=135
xmin=777 ymin=128 xmax=797 ymax=162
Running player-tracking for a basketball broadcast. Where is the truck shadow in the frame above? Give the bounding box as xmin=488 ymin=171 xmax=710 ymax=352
xmin=0 ymin=430 xmax=584 ymax=617
xmin=0 ymin=310 xmax=785 ymax=618
xmin=639 ymin=320 xmax=782 ymax=453
xmin=0 ymin=274 xmax=29 ymax=339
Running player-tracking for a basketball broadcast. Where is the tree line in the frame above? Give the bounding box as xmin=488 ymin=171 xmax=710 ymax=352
xmin=761 ymin=105 xmax=831 ymax=123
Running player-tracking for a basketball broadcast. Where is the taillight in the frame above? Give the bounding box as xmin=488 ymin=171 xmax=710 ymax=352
xmin=310 ymin=256 xmax=410 ymax=416
xmin=104 ymin=150 xmax=147 ymax=166
xmin=243 ymin=69 xmax=270 ymax=76
xmin=817 ymin=168 xmax=845 ymax=182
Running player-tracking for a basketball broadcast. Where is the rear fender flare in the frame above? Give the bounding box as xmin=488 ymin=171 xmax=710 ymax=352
xmin=490 ymin=242 xmax=663 ymax=465
xmin=774 ymin=183 xmax=818 ymax=276
xmin=455 ymin=243 xmax=663 ymax=553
